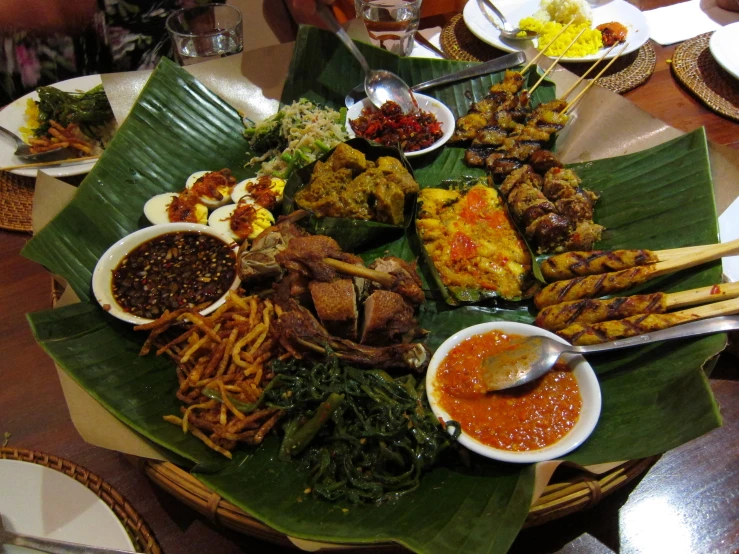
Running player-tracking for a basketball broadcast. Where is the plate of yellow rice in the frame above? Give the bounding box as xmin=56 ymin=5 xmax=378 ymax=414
xmin=463 ymin=0 xmax=649 ymax=63
xmin=0 ymin=74 xmax=105 ymax=177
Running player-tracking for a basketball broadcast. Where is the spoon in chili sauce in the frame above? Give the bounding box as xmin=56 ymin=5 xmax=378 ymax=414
xmin=481 ymin=315 xmax=739 ymax=391
xmin=318 ymin=5 xmax=418 ymax=113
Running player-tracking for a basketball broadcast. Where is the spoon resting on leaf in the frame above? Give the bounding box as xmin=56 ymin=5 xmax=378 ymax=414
xmin=481 ymin=315 xmax=739 ymax=391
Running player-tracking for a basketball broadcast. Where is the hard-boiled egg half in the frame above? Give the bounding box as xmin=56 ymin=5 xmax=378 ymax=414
xmin=208 ymin=198 xmax=275 ymax=243
xmin=144 ymin=192 xmax=208 ymax=225
xmin=231 ymin=176 xmax=286 ymax=211
xmin=186 ymin=169 xmax=236 ymax=209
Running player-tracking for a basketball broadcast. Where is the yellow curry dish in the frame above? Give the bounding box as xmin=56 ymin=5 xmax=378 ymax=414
xmin=416 ymin=182 xmax=534 ymax=301
xmin=294 ymin=143 xmax=419 ymax=225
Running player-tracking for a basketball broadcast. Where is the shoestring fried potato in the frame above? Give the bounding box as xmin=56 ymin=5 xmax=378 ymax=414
xmin=135 ymin=291 xmax=288 ymax=458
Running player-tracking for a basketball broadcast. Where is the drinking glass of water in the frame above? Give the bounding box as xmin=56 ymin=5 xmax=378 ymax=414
xmin=166 ymin=4 xmax=243 ymax=66
xmin=358 ymin=0 xmax=423 ymax=57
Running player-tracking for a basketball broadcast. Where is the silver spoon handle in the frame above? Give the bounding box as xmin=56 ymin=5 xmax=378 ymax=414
xmin=0 ymin=529 xmax=136 ymax=554
xmin=411 ymin=52 xmax=525 ymax=92
xmin=570 ymin=315 xmax=739 ymax=355
xmin=480 ymin=0 xmax=510 ymax=29
xmin=0 ymin=125 xmax=26 ymax=149
xmin=318 ymin=5 xmax=372 ymax=75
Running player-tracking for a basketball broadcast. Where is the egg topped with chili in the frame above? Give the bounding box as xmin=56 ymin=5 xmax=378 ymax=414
xmin=416 ymin=182 xmax=533 ymax=300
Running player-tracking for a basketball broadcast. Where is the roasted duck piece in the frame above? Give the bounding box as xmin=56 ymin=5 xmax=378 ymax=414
xmin=275 ymin=302 xmax=429 ymax=371
xmin=309 ymin=279 xmax=358 ymax=340
xmin=276 ymin=235 xmax=363 ymax=282
xmin=368 ymin=256 xmax=425 ymax=305
xmin=541 ymin=249 xmax=658 ymax=281
xmin=535 ymin=282 xmax=739 ymax=332
xmin=360 ymin=290 xmax=420 ymax=345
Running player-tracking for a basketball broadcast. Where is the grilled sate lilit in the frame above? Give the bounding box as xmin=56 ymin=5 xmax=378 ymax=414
xmin=534 ymin=293 xmax=667 ymax=332
xmin=534 ymin=265 xmax=657 ymax=309
xmin=557 ymin=312 xmax=692 ymax=346
xmin=541 ymin=249 xmax=659 ymax=281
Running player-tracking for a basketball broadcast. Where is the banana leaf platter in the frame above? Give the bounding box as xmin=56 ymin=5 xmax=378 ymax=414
xmin=23 ymin=26 xmax=724 ymax=554
xmin=282 ymin=137 xmax=416 ymax=251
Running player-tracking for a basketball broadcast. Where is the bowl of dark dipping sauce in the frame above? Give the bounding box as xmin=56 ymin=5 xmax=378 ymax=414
xmin=426 ymin=322 xmax=601 ymax=463
xmin=92 ymin=223 xmax=240 ymax=325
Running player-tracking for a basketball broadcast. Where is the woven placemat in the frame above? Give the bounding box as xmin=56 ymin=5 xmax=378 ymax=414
xmin=144 ymin=456 xmax=658 ymax=549
xmin=672 ymin=32 xmax=739 ymax=122
xmin=0 ymin=447 xmax=162 ymax=554
xmin=440 ymin=14 xmax=656 ymax=94
xmin=0 ymin=171 xmax=34 ymax=232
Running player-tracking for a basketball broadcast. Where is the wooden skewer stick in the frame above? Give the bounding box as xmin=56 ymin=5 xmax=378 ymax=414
xmin=666 ymin=281 xmax=739 ymax=309
xmin=322 ymin=257 xmax=396 ymax=287
xmin=1 ymin=155 xmax=100 ymax=171
xmin=528 ymin=27 xmax=587 ymax=96
xmin=666 ymin=295 xmax=739 ymax=324
xmin=563 ymin=42 xmax=629 ymax=114
xmin=520 ymin=20 xmax=575 ymax=74
xmin=559 ymin=42 xmax=619 ymax=101
xmin=633 ymin=238 xmax=739 ymax=282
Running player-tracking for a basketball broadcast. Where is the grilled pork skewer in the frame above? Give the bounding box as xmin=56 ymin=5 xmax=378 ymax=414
xmin=557 ymin=295 xmax=739 ymax=345
xmin=534 ymin=239 xmax=739 ymax=309
xmin=535 ymin=281 xmax=739 ymax=331
xmin=541 ymin=241 xmax=739 ymax=281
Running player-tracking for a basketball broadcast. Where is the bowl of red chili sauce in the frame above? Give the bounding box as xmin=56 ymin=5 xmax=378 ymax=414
xmin=92 ymin=222 xmax=240 ymax=326
xmin=346 ymin=94 xmax=455 ymax=158
xmin=426 ymin=322 xmax=601 ymax=463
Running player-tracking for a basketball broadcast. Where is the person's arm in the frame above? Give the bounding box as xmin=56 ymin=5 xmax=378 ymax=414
xmin=0 ymin=0 xmax=98 ymax=35
xmin=285 ymin=0 xmax=334 ymax=27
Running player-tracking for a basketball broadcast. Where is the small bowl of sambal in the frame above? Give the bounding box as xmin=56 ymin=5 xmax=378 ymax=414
xmin=426 ymin=322 xmax=601 ymax=463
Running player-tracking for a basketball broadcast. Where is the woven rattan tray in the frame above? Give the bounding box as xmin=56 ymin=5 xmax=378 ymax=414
xmin=0 ymin=171 xmax=34 ymax=232
xmin=439 ymin=14 xmax=655 ymax=94
xmin=672 ymin=32 xmax=739 ymax=122
xmin=0 ymin=447 xmax=162 ymax=553
xmin=144 ymin=456 xmax=658 ymax=550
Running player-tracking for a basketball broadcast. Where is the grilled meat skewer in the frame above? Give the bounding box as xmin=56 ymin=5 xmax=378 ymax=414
xmin=534 ymin=239 xmax=739 ymax=309
xmin=535 ymin=282 xmax=739 ymax=331
xmin=558 ymin=296 xmax=739 ymax=345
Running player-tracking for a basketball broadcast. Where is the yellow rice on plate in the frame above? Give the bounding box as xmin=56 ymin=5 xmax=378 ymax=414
xmin=519 ymin=0 xmax=603 ymax=57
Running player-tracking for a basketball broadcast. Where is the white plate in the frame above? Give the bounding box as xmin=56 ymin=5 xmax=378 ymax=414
xmin=0 ymin=74 xmax=104 ymax=177
xmin=0 ymin=459 xmax=135 ymax=553
xmin=425 ymin=322 xmax=601 ymax=464
xmin=346 ymin=94 xmax=455 ymax=158
xmin=710 ymin=22 xmax=739 ymax=81
xmin=463 ymin=0 xmax=650 ymax=63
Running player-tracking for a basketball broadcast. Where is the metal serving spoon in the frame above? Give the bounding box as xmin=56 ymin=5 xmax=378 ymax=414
xmin=318 ymin=5 xmax=417 ymax=113
xmin=344 ymin=51 xmax=525 ymax=107
xmin=481 ymin=316 xmax=739 ymax=391
xmin=478 ymin=0 xmax=539 ymax=41
xmin=0 ymin=125 xmax=71 ymax=161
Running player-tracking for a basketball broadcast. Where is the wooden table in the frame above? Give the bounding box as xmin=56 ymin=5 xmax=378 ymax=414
xmin=1 ymin=3 xmax=738 ymax=552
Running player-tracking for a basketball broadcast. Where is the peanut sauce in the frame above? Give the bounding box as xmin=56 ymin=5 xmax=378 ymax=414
xmin=436 ymin=330 xmax=582 ymax=451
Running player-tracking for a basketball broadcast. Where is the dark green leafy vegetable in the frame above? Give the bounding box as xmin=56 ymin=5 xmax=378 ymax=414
xmin=260 ymin=356 xmax=456 ymax=504
xmin=34 ymin=84 xmax=114 ymax=140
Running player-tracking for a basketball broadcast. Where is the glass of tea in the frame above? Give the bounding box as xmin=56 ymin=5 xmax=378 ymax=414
xmin=358 ymin=0 xmax=423 ymax=57
xmin=166 ymin=4 xmax=243 ymax=66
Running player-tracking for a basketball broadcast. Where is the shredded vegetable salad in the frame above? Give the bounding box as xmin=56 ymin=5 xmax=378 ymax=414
xmin=244 ymin=99 xmax=348 ymax=179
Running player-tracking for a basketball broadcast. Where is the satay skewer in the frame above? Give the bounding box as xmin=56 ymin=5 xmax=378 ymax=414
xmin=558 ymin=295 xmax=739 ymax=345
xmin=562 ymin=41 xmax=629 ymax=114
xmin=528 ymin=28 xmax=588 ymax=96
xmin=558 ymin=42 xmax=620 ymax=101
xmin=535 ymin=281 xmax=739 ymax=332
xmin=542 ymin=239 xmax=739 ymax=281
xmin=534 ymin=238 xmax=739 ymax=309
xmin=521 ymin=20 xmax=576 ymax=74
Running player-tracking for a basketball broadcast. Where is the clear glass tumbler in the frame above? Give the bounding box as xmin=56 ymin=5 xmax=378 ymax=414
xmin=358 ymin=0 xmax=423 ymax=57
xmin=166 ymin=4 xmax=243 ymax=66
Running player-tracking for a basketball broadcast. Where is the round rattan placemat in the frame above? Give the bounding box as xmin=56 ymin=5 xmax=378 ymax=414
xmin=0 ymin=447 xmax=162 ymax=554
xmin=0 ymin=171 xmax=34 ymax=232
xmin=440 ymin=14 xmax=656 ymax=94
xmin=144 ymin=456 xmax=658 ymax=550
xmin=672 ymin=32 xmax=739 ymax=122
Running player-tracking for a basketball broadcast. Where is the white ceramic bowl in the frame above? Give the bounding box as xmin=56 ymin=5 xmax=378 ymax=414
xmin=426 ymin=322 xmax=601 ymax=463
xmin=345 ymin=93 xmax=455 ymax=158
xmin=92 ymin=222 xmax=241 ymax=326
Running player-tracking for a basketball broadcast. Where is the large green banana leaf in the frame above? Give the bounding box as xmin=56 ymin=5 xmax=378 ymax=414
xmin=25 ymin=26 xmax=722 ymax=554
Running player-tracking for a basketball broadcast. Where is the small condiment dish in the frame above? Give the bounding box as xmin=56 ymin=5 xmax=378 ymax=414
xmin=426 ymin=321 xmax=601 ymax=464
xmin=92 ymin=222 xmax=241 ymax=326
xmin=345 ymin=94 xmax=455 ymax=158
